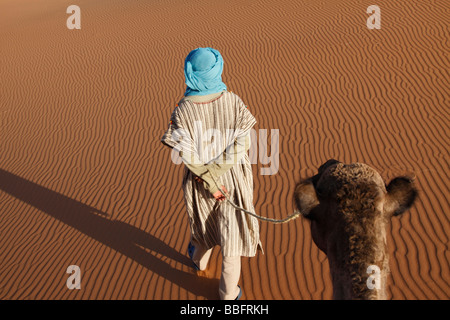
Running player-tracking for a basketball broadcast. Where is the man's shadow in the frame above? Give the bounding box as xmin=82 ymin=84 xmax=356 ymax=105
xmin=0 ymin=168 xmax=219 ymax=299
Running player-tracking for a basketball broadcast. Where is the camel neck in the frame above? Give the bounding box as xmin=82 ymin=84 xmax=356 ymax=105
xmin=328 ymin=229 xmax=389 ymax=300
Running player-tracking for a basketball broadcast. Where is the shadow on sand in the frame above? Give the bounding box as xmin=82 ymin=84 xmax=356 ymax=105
xmin=0 ymin=168 xmax=219 ymax=299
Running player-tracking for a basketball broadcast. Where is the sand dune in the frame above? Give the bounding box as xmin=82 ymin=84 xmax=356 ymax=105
xmin=0 ymin=0 xmax=448 ymax=299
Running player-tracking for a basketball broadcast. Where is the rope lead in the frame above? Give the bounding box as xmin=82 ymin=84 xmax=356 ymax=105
xmin=207 ymin=169 xmax=303 ymax=224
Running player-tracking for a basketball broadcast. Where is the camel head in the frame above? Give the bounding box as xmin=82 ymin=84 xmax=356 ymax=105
xmin=294 ymin=159 xmax=417 ymax=299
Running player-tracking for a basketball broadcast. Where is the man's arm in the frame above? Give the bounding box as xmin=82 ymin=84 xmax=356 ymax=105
xmin=180 ymin=133 xmax=251 ymax=195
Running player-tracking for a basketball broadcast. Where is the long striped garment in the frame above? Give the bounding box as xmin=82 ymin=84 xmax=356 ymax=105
xmin=161 ymin=91 xmax=262 ymax=257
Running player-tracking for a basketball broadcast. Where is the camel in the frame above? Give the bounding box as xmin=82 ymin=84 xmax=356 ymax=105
xmin=294 ymin=159 xmax=417 ymax=300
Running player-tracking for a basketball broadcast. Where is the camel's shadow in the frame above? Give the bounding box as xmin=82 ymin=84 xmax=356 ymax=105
xmin=0 ymin=168 xmax=219 ymax=299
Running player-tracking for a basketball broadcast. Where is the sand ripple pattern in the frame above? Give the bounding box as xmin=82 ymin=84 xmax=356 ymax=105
xmin=0 ymin=0 xmax=448 ymax=299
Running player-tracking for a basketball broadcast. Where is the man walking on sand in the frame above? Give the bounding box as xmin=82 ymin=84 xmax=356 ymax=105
xmin=161 ymin=47 xmax=262 ymax=300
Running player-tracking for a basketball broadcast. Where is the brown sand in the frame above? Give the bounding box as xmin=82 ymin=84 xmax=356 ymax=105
xmin=0 ymin=0 xmax=448 ymax=300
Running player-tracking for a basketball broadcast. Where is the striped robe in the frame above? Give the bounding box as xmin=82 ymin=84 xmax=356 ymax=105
xmin=161 ymin=91 xmax=262 ymax=257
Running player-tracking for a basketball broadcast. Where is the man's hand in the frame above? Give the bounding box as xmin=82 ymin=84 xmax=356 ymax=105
xmin=194 ymin=176 xmax=204 ymax=183
xmin=213 ymin=185 xmax=228 ymax=202
xmin=194 ymin=176 xmax=227 ymax=202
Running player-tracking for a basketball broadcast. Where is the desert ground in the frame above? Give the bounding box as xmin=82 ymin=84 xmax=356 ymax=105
xmin=0 ymin=0 xmax=448 ymax=299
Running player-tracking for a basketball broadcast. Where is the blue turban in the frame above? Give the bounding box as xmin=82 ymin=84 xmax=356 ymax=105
xmin=184 ymin=47 xmax=227 ymax=96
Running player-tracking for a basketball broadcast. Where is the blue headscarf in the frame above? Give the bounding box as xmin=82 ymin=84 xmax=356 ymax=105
xmin=184 ymin=47 xmax=227 ymax=96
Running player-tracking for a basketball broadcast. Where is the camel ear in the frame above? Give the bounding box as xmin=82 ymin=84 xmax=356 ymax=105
xmin=384 ymin=177 xmax=418 ymax=217
xmin=294 ymin=179 xmax=320 ymax=219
